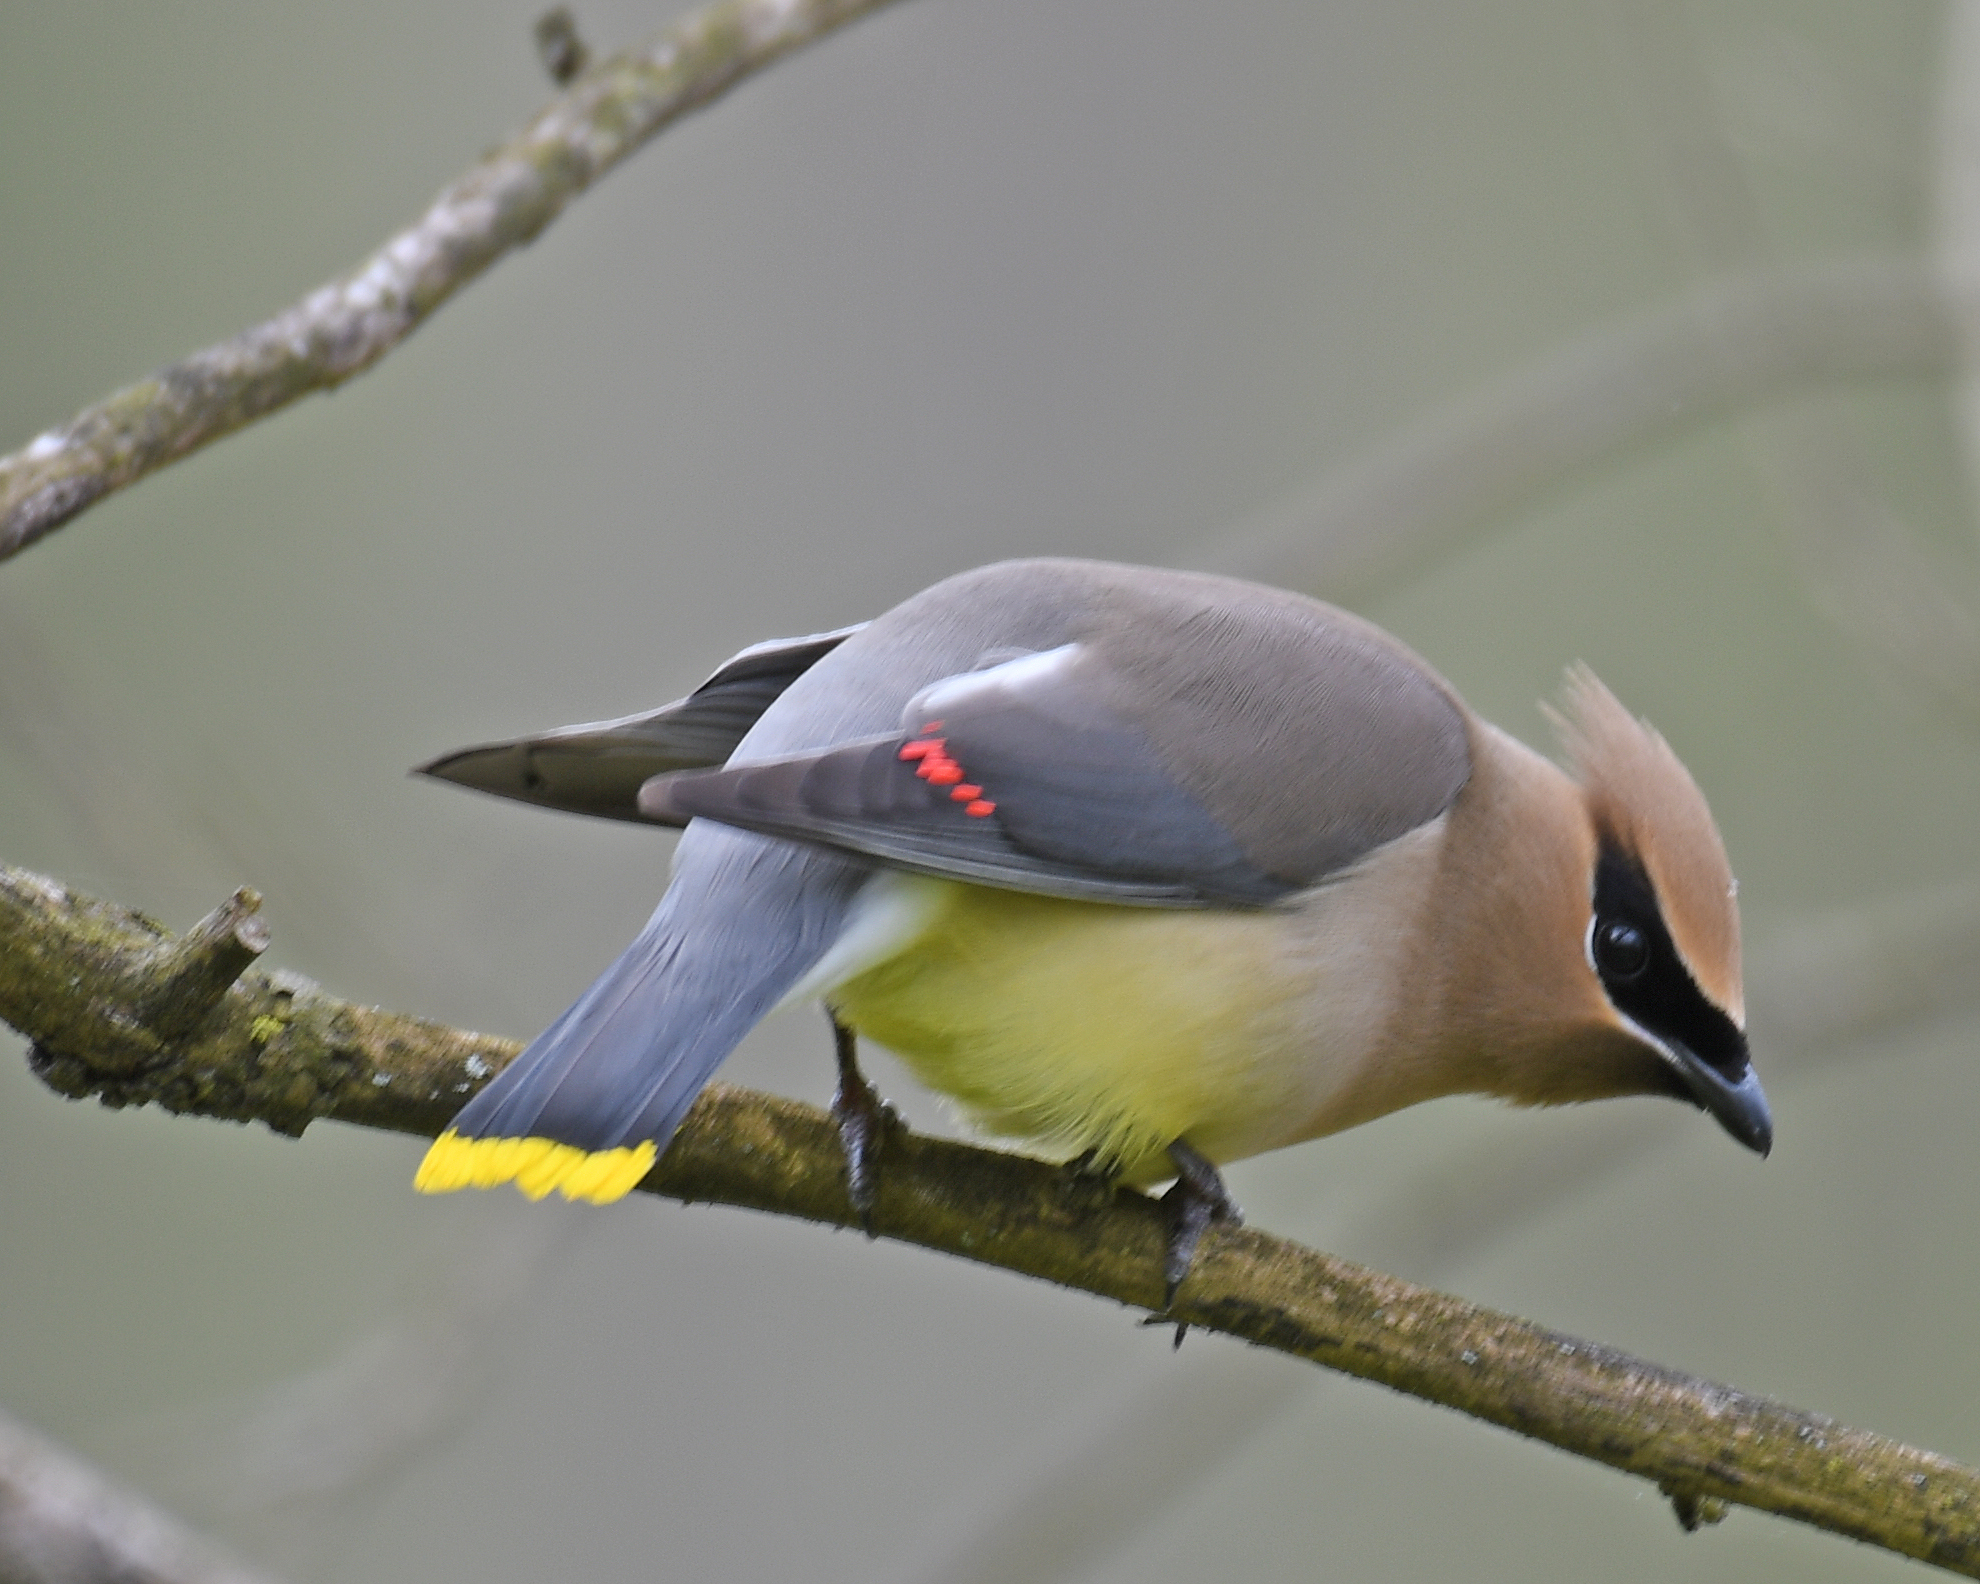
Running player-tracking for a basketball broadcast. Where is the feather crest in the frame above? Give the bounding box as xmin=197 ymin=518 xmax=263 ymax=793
xmin=1548 ymin=667 xmax=1743 ymax=1024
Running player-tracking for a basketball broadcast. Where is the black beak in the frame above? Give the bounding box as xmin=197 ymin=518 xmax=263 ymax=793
xmin=1669 ymin=1041 xmax=1772 ymax=1157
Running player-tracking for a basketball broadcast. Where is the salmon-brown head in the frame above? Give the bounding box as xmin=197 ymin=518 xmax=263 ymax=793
xmin=1549 ymin=668 xmax=1766 ymax=1154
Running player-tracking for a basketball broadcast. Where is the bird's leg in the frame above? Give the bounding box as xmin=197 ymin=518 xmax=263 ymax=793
xmin=1159 ymin=1140 xmax=1243 ymax=1346
xmin=827 ymin=1009 xmax=896 ymax=1235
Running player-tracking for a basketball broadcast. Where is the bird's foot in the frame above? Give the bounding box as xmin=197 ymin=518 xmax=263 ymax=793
xmin=829 ymin=1012 xmax=898 ymax=1235
xmin=1159 ymin=1140 xmax=1242 ymax=1347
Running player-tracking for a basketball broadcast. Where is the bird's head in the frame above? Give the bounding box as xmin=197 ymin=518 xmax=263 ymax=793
xmin=1547 ymin=667 xmax=1769 ymax=1156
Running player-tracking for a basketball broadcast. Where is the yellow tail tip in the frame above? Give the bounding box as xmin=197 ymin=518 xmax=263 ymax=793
xmin=414 ymin=1130 xmax=657 ymax=1204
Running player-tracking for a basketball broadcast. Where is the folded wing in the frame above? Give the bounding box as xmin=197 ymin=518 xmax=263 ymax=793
xmin=640 ymin=637 xmax=1470 ymax=908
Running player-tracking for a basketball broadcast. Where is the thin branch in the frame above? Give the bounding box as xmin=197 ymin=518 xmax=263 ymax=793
xmin=0 ymin=1407 xmax=277 ymax=1584
xmin=1190 ymin=252 xmax=1980 ymax=730
xmin=1190 ymin=256 xmax=1968 ymax=603
xmin=0 ymin=0 xmax=901 ymax=564
xmin=3 ymin=864 xmax=1977 ymax=1575
xmin=1601 ymin=1 xmax=1980 ymax=728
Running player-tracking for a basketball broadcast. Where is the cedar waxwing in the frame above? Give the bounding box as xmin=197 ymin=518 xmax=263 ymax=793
xmin=414 ymin=559 xmax=1767 ymax=1288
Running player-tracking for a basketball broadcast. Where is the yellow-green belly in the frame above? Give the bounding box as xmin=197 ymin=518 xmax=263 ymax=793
xmin=828 ymin=880 xmax=1321 ymax=1184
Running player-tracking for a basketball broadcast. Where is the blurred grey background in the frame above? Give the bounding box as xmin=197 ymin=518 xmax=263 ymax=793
xmin=4 ymin=2 xmax=1980 ymax=1580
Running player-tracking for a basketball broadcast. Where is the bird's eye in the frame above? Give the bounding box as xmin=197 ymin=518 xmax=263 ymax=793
xmin=1594 ymin=918 xmax=1650 ymax=980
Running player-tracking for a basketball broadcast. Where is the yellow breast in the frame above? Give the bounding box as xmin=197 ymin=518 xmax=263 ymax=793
xmin=828 ymin=878 xmax=1357 ymax=1184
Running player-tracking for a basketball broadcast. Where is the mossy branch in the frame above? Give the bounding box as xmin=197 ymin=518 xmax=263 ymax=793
xmin=2 ymin=862 xmax=1976 ymax=1575
xmin=0 ymin=0 xmax=901 ymax=563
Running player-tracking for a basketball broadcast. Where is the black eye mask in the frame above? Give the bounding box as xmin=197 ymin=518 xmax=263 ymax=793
xmin=1589 ymin=843 xmax=1747 ymax=1082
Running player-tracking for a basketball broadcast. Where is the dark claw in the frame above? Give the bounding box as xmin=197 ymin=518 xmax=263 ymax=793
xmin=1160 ymin=1140 xmax=1242 ymax=1345
xmin=829 ymin=1012 xmax=897 ymax=1234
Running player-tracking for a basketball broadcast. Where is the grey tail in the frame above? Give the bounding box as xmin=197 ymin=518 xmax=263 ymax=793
xmin=444 ymin=828 xmax=871 ymax=1162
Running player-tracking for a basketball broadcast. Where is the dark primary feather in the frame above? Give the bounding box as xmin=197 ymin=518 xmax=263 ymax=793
xmin=413 ymin=624 xmax=865 ymax=821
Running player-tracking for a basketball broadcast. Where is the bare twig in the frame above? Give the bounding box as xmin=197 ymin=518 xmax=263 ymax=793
xmin=2 ymin=862 xmax=1977 ymax=1574
xmin=0 ymin=0 xmax=901 ymax=564
xmin=1601 ymin=0 xmax=1980 ymax=727
xmin=895 ymin=1346 xmax=1295 ymax=1584
xmin=1185 ymin=4 xmax=1980 ymax=730
xmin=1191 ymin=256 xmax=1971 ymax=605
xmin=0 ymin=1408 xmax=277 ymax=1584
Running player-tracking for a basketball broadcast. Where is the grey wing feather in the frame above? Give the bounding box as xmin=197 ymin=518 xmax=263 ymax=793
xmin=641 ymin=642 xmax=1293 ymax=906
xmin=414 ymin=624 xmax=865 ymax=821
xmin=642 ymin=732 xmax=1248 ymax=905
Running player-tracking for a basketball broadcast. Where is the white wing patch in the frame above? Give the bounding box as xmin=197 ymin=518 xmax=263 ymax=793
xmin=908 ymin=644 xmax=1082 ymax=723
